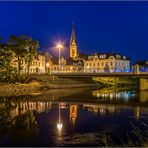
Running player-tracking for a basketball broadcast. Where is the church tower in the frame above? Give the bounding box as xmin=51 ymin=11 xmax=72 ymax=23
xmin=70 ymin=22 xmax=78 ymax=59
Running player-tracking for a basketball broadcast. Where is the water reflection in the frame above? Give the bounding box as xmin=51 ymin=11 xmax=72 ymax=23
xmin=70 ymin=105 xmax=77 ymax=125
xmin=92 ymin=87 xmax=137 ymax=101
xmin=1 ymin=99 xmax=147 ymax=128
xmin=57 ymin=103 xmax=63 ymax=132
xmin=0 ymin=88 xmax=148 ymax=146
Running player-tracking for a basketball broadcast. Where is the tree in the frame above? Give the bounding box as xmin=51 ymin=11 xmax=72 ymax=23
xmin=8 ymin=35 xmax=28 ymax=81
xmin=0 ymin=38 xmax=15 ymax=82
xmin=25 ymin=37 xmax=39 ymax=78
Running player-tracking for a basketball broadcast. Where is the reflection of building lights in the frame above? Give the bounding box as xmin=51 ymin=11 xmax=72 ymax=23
xmin=59 ymin=103 xmax=66 ymax=109
xmin=97 ymin=94 xmax=100 ymax=97
xmin=110 ymin=93 xmax=113 ymax=99
xmin=135 ymin=106 xmax=140 ymax=119
xmin=108 ymin=107 xmax=115 ymax=113
xmin=100 ymin=108 xmax=105 ymax=115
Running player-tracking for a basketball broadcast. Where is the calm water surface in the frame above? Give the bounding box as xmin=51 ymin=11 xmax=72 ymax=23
xmin=0 ymin=87 xmax=148 ymax=146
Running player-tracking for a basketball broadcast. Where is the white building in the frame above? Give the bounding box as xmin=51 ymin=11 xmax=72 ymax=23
xmin=84 ymin=53 xmax=130 ymax=73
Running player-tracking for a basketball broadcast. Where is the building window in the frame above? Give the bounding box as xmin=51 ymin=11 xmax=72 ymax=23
xmin=98 ymin=63 xmax=99 ymax=66
xmin=93 ymin=63 xmax=95 ymax=67
xmin=110 ymin=62 xmax=113 ymax=66
xmin=90 ymin=63 xmax=91 ymax=67
xmin=102 ymin=62 xmax=104 ymax=66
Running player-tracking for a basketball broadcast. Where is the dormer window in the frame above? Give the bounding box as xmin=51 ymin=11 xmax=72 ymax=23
xmin=116 ymin=55 xmax=121 ymax=59
xmin=123 ymin=56 xmax=126 ymax=60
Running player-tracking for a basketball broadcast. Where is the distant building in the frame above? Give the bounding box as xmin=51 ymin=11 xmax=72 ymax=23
xmin=84 ymin=53 xmax=130 ymax=73
xmin=11 ymin=53 xmax=45 ymax=74
xmin=133 ymin=60 xmax=148 ymax=74
xmin=44 ymin=52 xmax=84 ymax=73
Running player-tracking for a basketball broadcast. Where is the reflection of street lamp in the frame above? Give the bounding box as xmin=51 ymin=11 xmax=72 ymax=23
xmin=56 ymin=43 xmax=63 ymax=73
xmin=46 ymin=63 xmax=49 ymax=73
xmin=57 ymin=103 xmax=62 ymax=132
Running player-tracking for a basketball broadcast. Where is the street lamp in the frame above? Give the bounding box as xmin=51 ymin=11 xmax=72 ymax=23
xmin=56 ymin=43 xmax=63 ymax=73
xmin=46 ymin=63 xmax=49 ymax=73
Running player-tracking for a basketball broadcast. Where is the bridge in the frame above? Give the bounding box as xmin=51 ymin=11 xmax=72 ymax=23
xmin=53 ymin=72 xmax=148 ymax=78
xmin=52 ymin=73 xmax=148 ymax=90
xmin=32 ymin=72 xmax=148 ymax=90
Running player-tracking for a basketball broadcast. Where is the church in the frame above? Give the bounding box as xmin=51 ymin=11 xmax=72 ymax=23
xmin=44 ymin=23 xmax=84 ymax=74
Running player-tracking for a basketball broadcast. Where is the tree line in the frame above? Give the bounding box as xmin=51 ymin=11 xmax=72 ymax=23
xmin=0 ymin=35 xmax=39 ymax=83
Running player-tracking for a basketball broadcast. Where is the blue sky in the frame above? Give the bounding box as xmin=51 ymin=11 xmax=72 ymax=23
xmin=0 ymin=1 xmax=148 ymax=63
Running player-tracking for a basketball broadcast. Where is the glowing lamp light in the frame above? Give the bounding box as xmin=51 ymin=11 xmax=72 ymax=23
xmin=57 ymin=122 xmax=63 ymax=131
xmin=56 ymin=43 xmax=63 ymax=49
xmin=46 ymin=63 xmax=49 ymax=67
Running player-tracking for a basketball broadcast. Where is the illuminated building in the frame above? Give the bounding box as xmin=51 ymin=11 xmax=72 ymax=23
xmin=84 ymin=53 xmax=130 ymax=73
xmin=133 ymin=60 xmax=148 ymax=74
xmin=70 ymin=22 xmax=78 ymax=59
xmin=11 ymin=52 xmax=45 ymax=74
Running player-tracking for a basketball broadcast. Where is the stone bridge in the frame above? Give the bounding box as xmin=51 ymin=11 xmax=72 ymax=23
xmin=53 ymin=73 xmax=148 ymax=90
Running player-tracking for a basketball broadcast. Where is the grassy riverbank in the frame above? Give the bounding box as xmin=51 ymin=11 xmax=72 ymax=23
xmin=0 ymin=75 xmax=99 ymax=96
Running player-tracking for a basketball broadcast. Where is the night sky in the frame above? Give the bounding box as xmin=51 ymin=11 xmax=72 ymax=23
xmin=0 ymin=1 xmax=148 ymax=63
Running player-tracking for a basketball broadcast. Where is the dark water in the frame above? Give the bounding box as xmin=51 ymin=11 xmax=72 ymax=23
xmin=0 ymin=87 xmax=148 ymax=146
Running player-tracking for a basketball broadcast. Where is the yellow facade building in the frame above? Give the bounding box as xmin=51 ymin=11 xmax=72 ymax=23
xmin=84 ymin=53 xmax=130 ymax=73
xmin=11 ymin=53 xmax=46 ymax=74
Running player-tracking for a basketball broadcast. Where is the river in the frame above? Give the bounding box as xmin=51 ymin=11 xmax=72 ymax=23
xmin=0 ymin=87 xmax=148 ymax=146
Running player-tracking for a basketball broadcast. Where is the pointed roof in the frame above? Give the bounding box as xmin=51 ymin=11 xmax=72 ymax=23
xmin=70 ymin=22 xmax=76 ymax=44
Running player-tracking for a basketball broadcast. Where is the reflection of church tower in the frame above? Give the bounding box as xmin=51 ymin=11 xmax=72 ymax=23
xmin=134 ymin=106 xmax=140 ymax=119
xmin=70 ymin=22 xmax=78 ymax=59
xmin=70 ymin=105 xmax=77 ymax=125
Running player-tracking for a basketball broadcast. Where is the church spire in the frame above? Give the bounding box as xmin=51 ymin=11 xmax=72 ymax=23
xmin=70 ymin=21 xmax=78 ymax=59
xmin=70 ymin=21 xmax=76 ymax=44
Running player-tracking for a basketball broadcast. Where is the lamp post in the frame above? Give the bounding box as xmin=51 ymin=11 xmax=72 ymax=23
xmin=56 ymin=43 xmax=63 ymax=73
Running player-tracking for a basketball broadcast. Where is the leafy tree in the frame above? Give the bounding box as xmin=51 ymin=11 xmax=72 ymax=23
xmin=8 ymin=35 xmax=28 ymax=81
xmin=0 ymin=38 xmax=16 ymax=82
xmin=25 ymin=37 xmax=39 ymax=78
